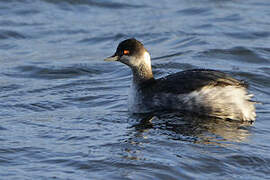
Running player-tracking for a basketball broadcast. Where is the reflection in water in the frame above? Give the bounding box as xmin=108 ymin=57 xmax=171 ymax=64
xmin=129 ymin=112 xmax=253 ymax=145
xmin=121 ymin=112 xmax=253 ymax=163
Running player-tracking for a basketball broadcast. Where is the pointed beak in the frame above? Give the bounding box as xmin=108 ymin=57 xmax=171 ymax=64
xmin=104 ymin=54 xmax=119 ymax=62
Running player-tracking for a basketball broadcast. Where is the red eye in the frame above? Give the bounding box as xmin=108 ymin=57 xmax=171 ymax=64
xmin=123 ymin=50 xmax=129 ymax=55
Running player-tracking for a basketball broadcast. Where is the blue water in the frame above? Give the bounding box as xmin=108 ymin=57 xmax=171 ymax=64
xmin=0 ymin=0 xmax=270 ymax=179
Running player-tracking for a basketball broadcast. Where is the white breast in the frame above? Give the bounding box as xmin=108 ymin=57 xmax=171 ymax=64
xmin=128 ymin=82 xmax=151 ymax=113
xmin=128 ymin=82 xmax=140 ymax=112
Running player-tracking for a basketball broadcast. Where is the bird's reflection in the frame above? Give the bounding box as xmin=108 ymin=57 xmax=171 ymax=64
xmin=121 ymin=112 xmax=253 ymax=161
xmin=129 ymin=112 xmax=253 ymax=145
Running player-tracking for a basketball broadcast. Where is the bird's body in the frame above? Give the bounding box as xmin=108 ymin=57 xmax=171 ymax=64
xmin=128 ymin=69 xmax=255 ymax=121
xmin=105 ymin=38 xmax=256 ymax=121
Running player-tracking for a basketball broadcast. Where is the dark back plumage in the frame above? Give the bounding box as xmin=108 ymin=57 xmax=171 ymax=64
xmin=140 ymin=69 xmax=247 ymax=94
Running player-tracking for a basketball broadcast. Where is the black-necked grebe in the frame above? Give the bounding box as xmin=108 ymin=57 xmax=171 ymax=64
xmin=105 ymin=38 xmax=256 ymax=121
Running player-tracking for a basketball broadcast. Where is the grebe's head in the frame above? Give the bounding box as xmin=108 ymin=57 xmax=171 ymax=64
xmin=105 ymin=38 xmax=151 ymax=69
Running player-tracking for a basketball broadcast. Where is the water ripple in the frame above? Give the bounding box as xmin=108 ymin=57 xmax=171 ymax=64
xmin=226 ymin=155 xmax=270 ymax=175
xmin=8 ymin=65 xmax=103 ymax=79
xmin=200 ymin=47 xmax=269 ymax=64
xmin=177 ymin=7 xmax=211 ymax=16
xmin=225 ymin=31 xmax=270 ymax=40
xmin=78 ymin=33 xmax=126 ymax=44
xmin=1 ymin=0 xmax=270 ymax=179
xmin=44 ymin=0 xmax=145 ymax=9
xmin=0 ymin=30 xmax=26 ymax=39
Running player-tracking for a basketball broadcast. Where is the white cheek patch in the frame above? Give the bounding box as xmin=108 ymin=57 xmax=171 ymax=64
xmin=144 ymin=52 xmax=151 ymax=68
xmin=120 ymin=51 xmax=152 ymax=70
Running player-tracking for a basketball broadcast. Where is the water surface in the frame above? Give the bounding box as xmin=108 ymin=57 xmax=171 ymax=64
xmin=1 ymin=0 xmax=270 ymax=179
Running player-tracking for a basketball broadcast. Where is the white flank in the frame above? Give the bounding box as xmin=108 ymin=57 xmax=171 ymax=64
xmin=183 ymin=86 xmax=256 ymax=121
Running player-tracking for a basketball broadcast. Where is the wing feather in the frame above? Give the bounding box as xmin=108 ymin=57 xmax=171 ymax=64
xmin=141 ymin=69 xmax=247 ymax=94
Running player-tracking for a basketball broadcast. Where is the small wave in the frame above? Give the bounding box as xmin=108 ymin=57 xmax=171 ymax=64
xmin=14 ymin=9 xmax=40 ymax=16
xmin=153 ymin=62 xmax=196 ymax=71
xmin=200 ymin=47 xmax=269 ymax=64
xmin=152 ymin=52 xmax=185 ymax=60
xmin=259 ymin=67 xmax=270 ymax=76
xmin=176 ymin=7 xmax=211 ymax=16
xmin=44 ymin=0 xmax=145 ymax=9
xmin=8 ymin=64 xmax=103 ymax=79
xmin=0 ymin=126 xmax=7 ymax=131
xmin=0 ymin=30 xmax=26 ymax=39
xmin=78 ymin=33 xmax=126 ymax=44
xmin=225 ymin=31 xmax=270 ymax=40
xmin=5 ymin=101 xmax=67 ymax=112
xmin=232 ymin=71 xmax=270 ymax=88
xmin=0 ymin=20 xmax=43 ymax=27
xmin=0 ymin=84 xmax=22 ymax=93
xmin=226 ymin=155 xmax=270 ymax=175
xmin=212 ymin=13 xmax=242 ymax=22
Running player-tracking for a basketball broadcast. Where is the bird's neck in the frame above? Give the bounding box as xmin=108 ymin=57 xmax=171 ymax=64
xmin=132 ymin=63 xmax=154 ymax=85
xmin=130 ymin=52 xmax=154 ymax=85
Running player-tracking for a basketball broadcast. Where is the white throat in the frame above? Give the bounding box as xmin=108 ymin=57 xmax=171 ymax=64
xmin=143 ymin=51 xmax=151 ymax=69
